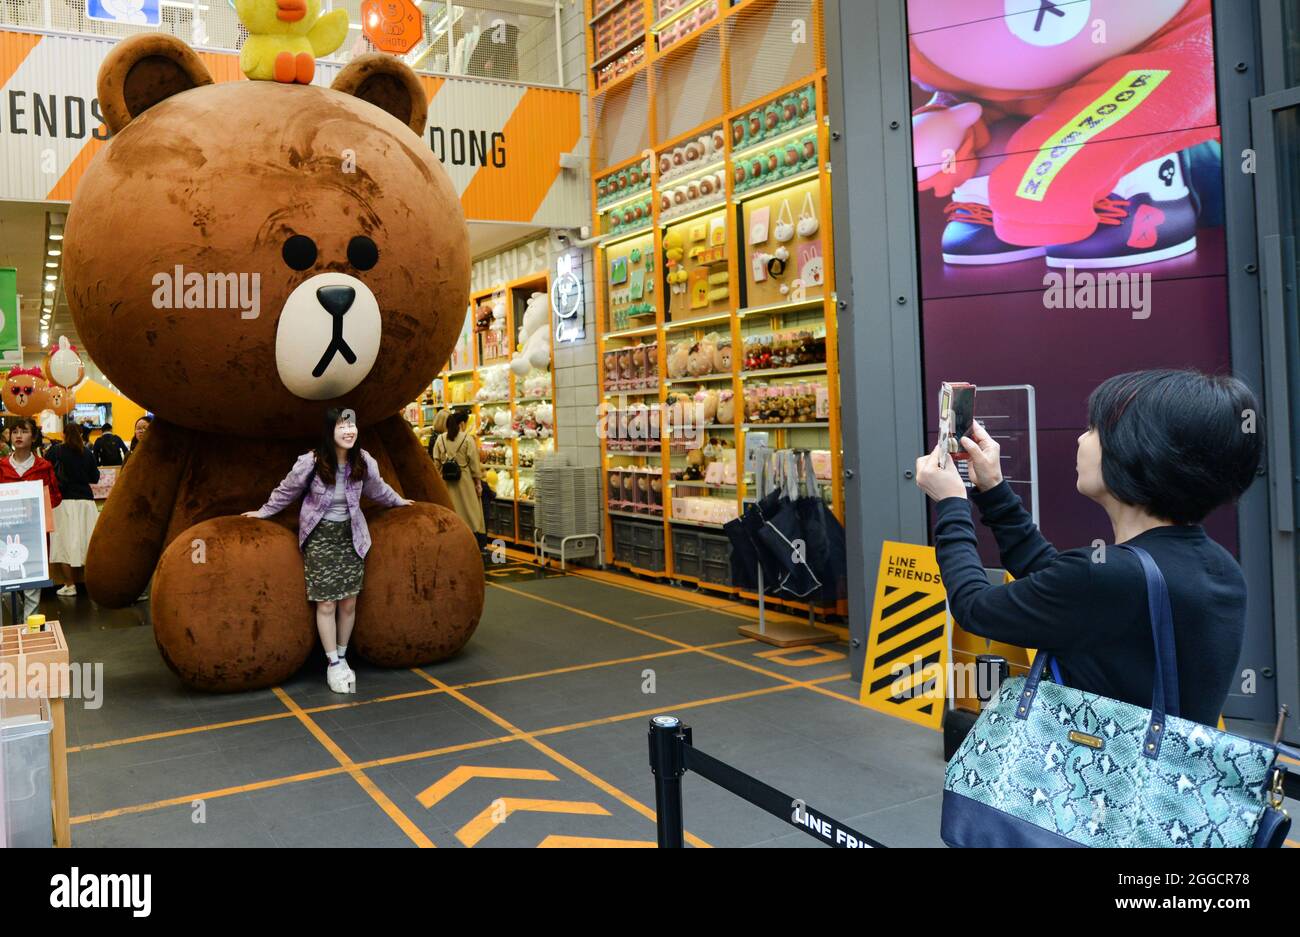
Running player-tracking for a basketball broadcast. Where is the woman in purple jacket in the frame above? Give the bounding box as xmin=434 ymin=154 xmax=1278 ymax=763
xmin=244 ymin=408 xmax=412 ymax=693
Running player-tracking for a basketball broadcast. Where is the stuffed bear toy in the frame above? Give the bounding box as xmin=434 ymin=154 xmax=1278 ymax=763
xmin=62 ymin=35 xmax=483 ymax=691
xmin=687 ymin=334 xmax=718 ymax=377
xmin=510 ymin=291 xmax=551 ymax=376
xmin=666 ymin=340 xmax=690 ymax=379
xmin=712 ymin=338 xmax=732 ymax=374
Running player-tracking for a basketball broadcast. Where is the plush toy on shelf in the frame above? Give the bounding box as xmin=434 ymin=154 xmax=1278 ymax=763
xmin=475 ymin=364 xmax=509 ymax=402
xmin=522 ymin=370 xmax=551 ymax=399
xmin=535 ymin=403 xmax=554 ymax=439
xmin=511 ymin=292 xmax=551 ymax=376
xmin=667 ymin=339 xmax=691 ymax=379
xmin=491 ymin=295 xmax=507 ymax=333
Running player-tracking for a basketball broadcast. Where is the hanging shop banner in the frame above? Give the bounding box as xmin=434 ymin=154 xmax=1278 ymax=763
xmin=0 ymin=269 xmax=19 ymax=367
xmin=0 ymin=31 xmax=586 ymax=227
xmin=0 ymin=481 xmax=51 ymax=591
xmin=859 ymin=541 xmax=949 ymax=731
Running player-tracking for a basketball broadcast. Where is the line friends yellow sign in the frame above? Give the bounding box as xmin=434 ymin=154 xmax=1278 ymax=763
xmin=859 ymin=541 xmax=950 ymax=730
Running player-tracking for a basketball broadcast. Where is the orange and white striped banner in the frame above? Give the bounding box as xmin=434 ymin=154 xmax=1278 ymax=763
xmin=0 ymin=30 xmax=585 ymax=226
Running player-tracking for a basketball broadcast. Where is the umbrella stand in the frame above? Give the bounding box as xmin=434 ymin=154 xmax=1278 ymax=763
xmin=738 ymin=448 xmax=837 ymax=648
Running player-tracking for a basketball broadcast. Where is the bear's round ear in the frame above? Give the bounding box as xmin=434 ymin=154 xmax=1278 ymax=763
xmin=331 ymin=54 xmax=427 ymax=137
xmin=98 ymin=34 xmax=213 ymax=135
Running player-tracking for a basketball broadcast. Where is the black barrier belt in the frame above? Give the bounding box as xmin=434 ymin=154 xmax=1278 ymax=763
xmin=682 ymin=744 xmax=885 ymax=848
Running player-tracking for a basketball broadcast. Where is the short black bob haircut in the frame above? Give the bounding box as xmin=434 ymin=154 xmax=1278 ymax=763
xmin=1087 ymin=369 xmax=1261 ymax=525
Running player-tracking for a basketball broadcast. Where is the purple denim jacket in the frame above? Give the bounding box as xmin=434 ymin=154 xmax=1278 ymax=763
xmin=255 ymin=450 xmax=407 ymax=558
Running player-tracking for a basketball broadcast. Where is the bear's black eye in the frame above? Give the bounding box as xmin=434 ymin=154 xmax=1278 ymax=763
xmin=282 ymin=235 xmax=317 ymax=271
xmin=347 ymin=236 xmax=379 ymax=271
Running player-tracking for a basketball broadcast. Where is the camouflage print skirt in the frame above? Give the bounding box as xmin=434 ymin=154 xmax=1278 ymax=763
xmin=303 ymin=519 xmax=365 ymax=602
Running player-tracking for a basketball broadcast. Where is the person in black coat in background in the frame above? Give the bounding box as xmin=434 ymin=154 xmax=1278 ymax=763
xmin=48 ymin=422 xmax=102 ymax=597
xmin=91 ymin=422 xmax=129 ymax=466
xmin=914 ymin=370 xmax=1262 ymax=726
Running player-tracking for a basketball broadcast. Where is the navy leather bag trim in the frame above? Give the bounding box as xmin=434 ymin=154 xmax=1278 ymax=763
xmin=940 ymin=790 xmax=1085 ymax=849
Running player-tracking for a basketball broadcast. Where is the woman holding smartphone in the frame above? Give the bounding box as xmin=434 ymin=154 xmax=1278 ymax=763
xmin=245 ymin=408 xmax=413 ymax=693
xmin=914 ymin=369 xmax=1261 ymax=725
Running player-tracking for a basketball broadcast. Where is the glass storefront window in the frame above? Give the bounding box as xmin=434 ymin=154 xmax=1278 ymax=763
xmin=0 ymin=0 xmax=564 ymax=87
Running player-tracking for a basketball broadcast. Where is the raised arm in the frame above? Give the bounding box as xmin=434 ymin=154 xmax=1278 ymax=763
xmin=85 ymin=418 xmax=191 ymax=607
xmin=254 ymin=452 xmax=314 ymax=518
xmin=372 ymin=414 xmax=454 ymax=510
xmin=934 ymin=498 xmax=1114 ymax=652
xmin=961 ymin=421 xmax=1059 ymax=577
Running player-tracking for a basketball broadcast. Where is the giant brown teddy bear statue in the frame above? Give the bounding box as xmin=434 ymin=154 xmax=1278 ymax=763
xmin=62 ymin=34 xmax=484 ymax=692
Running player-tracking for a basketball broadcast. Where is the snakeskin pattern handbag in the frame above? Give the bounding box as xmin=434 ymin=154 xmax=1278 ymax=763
xmin=943 ymin=544 xmax=1294 ymax=848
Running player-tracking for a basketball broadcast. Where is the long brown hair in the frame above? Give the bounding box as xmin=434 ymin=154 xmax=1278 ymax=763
xmin=314 ymin=408 xmax=367 ymax=485
xmin=63 ymin=421 xmax=85 ymax=454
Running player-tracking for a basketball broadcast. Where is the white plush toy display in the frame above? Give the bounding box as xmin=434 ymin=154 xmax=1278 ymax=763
xmin=522 ymin=370 xmax=550 ymax=399
xmin=491 ymin=296 xmax=507 ymax=333
xmin=490 ymin=407 xmax=515 ymax=438
xmin=535 ymin=403 xmax=554 ymax=440
xmin=510 ymin=292 xmax=552 ymax=376
xmin=475 ymin=364 xmax=509 ymax=402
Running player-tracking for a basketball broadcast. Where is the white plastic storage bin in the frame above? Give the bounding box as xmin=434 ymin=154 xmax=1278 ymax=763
xmin=0 ymin=698 xmax=53 ymax=848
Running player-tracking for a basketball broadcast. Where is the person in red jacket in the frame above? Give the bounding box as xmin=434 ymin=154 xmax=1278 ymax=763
xmin=0 ymin=417 xmax=62 ymax=621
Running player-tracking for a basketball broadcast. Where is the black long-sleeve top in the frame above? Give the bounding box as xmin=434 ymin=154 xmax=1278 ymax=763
xmin=932 ymin=481 xmax=1247 ymax=726
xmin=47 ymin=445 xmax=101 ymax=501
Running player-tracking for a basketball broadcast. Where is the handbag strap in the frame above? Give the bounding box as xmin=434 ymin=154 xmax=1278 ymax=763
xmin=776 ymin=198 xmax=793 ymax=228
xmin=800 ymin=190 xmax=817 ymax=221
xmin=1019 ymin=543 xmax=1179 ymax=759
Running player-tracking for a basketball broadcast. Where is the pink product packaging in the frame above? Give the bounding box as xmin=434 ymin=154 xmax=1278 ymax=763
xmin=815 ymin=384 xmax=829 ymax=419
xmin=810 ymin=450 xmax=832 ymax=480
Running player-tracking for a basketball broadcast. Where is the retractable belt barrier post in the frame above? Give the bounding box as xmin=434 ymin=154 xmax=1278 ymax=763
xmin=647 ymin=716 xmax=887 ymax=848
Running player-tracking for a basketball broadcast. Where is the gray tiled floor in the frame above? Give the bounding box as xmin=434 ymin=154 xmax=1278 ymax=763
xmin=55 ymin=564 xmax=948 ymax=848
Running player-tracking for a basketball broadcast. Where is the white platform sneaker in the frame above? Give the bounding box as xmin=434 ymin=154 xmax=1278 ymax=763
xmin=326 ymin=661 xmax=356 ymax=694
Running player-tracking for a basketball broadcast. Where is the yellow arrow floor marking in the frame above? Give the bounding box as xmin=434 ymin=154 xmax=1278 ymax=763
xmin=417 ymin=766 xmax=559 ymax=809
xmin=457 ymin=798 xmax=611 ymax=847
xmin=537 ymin=835 xmax=656 ymax=848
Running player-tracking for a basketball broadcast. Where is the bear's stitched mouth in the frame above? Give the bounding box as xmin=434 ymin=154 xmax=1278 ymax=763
xmin=275 ymin=273 xmax=381 ymax=401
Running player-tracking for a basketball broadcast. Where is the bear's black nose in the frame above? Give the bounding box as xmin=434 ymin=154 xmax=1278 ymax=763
xmin=317 ymin=286 xmax=356 ymax=317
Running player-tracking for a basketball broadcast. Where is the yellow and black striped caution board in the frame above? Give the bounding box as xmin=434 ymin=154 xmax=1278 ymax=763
xmin=858 ymin=541 xmax=950 ymax=730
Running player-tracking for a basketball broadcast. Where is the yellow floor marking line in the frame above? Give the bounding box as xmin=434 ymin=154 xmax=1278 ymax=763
xmin=413 ymin=669 xmax=712 ymax=849
xmin=71 ymin=766 xmax=350 ymax=824
xmin=490 ymin=581 xmax=865 ymax=709
xmin=72 ymin=673 xmax=854 ymax=829
xmin=417 ymin=766 xmax=558 ymax=808
xmin=70 ymin=641 xmax=749 ymax=756
xmin=272 ymin=687 xmax=435 ymax=849
xmin=530 ymin=674 xmax=851 ymax=738
xmin=537 ymin=834 xmax=656 ymax=847
xmin=456 ymin=797 xmax=611 ymax=847
xmin=68 ymin=710 xmax=298 ymax=754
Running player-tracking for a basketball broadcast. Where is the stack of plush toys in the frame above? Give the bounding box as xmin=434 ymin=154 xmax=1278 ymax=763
xmin=475 ymin=364 xmax=510 ymax=404
xmin=665 ymin=332 xmax=731 ymax=380
xmin=658 ymin=128 xmax=728 ymax=224
xmin=601 ymin=342 xmax=658 ymax=393
xmin=2 ymin=336 xmax=86 ymax=425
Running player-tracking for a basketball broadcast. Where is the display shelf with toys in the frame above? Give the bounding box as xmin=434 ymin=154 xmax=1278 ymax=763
xmin=405 ymin=271 xmax=556 ymax=545
xmin=588 ymin=0 xmax=843 ymax=615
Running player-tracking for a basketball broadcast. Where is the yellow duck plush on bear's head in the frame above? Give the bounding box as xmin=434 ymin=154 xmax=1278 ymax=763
xmin=235 ymin=0 xmax=349 ymax=84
